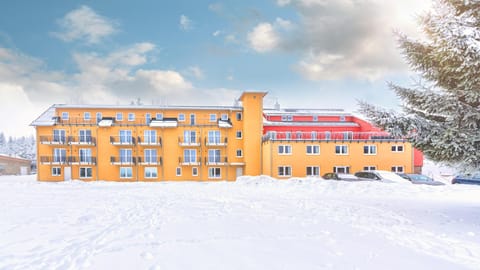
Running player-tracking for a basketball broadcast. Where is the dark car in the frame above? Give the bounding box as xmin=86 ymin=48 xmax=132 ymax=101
xmin=398 ymin=173 xmax=445 ymax=186
xmin=322 ymin=173 xmax=362 ymax=181
xmin=452 ymin=173 xmax=480 ymax=185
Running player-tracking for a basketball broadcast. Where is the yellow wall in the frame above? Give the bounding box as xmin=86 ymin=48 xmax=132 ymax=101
xmin=262 ymin=140 xmax=414 ymax=178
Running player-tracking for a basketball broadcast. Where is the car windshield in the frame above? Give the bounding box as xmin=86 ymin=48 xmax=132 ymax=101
xmin=409 ymin=174 xmax=433 ymax=182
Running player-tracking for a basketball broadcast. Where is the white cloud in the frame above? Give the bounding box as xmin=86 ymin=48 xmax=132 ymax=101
xmin=247 ymin=23 xmax=279 ymax=53
xmin=52 ymin=5 xmax=118 ymax=44
xmin=179 ymin=15 xmax=193 ymax=31
xmin=213 ymin=30 xmax=221 ymax=37
xmin=277 ymin=0 xmax=292 ymax=6
xmin=185 ymin=66 xmax=205 ymax=80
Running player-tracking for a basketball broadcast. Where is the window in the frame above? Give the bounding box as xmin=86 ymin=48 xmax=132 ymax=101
xmin=306 ymin=145 xmax=319 ymax=155
xmin=313 ymin=115 xmax=318 ymax=121
xmin=84 ymin=112 xmax=91 ymax=121
xmin=268 ymin=131 xmax=277 ymax=140
xmin=236 ymin=131 xmax=242 ymax=139
xmin=208 ymin=130 xmax=221 ymax=144
xmin=79 ymin=129 xmax=92 ymax=143
xmin=80 ymin=167 xmax=92 ymax=178
xmin=281 ymin=115 xmax=287 ymax=121
xmin=156 ymin=113 xmax=163 ymax=120
xmin=392 ymin=145 xmax=404 ymax=152
xmin=363 ymin=145 xmax=377 ymax=155
xmin=183 ymin=130 xmax=197 ymax=144
xmin=343 ymin=131 xmax=353 ymax=140
xmin=208 ymin=167 xmax=221 ymax=179
xmin=96 ymin=112 xmax=102 ymax=123
xmin=120 ymin=149 xmax=132 ymax=163
xmin=221 ymin=114 xmax=228 ymax=121
xmin=391 ymin=166 xmax=404 ymax=173
xmin=144 ymin=149 xmax=157 ymax=163
xmin=176 ymin=167 xmax=182 ymax=176
xmin=363 ymin=166 xmax=376 ymax=171
xmin=285 ymin=132 xmax=291 ymax=140
xmin=278 ymin=166 xmax=292 ymax=177
xmin=334 ymin=166 xmax=350 ymax=174
xmin=208 ymin=149 xmax=221 ymax=163
xmin=53 ymin=129 xmax=66 ymax=143
xmin=128 ymin=113 xmax=135 ymax=121
xmin=325 ymin=131 xmax=331 ymax=140
xmin=61 ymin=112 xmax=69 ymax=120
xmin=144 ymin=130 xmax=157 ymax=144
xmin=183 ymin=149 xmax=197 ymax=163
xmin=79 ymin=148 xmax=92 ymax=163
xmin=236 ymin=112 xmax=242 ymax=121
xmin=335 ymin=145 xmax=348 ymax=155
xmin=340 ymin=116 xmax=346 ymax=122
xmin=116 ymin=112 xmax=123 ymax=121
xmin=192 ymin=167 xmax=198 ymax=176
xmin=178 ymin=113 xmax=185 ymax=121
xmin=119 ymin=130 xmax=133 ymax=144
xmin=145 ymin=167 xmax=158 ymax=178
xmin=52 ymin=167 xmax=61 ymax=176
xmin=209 ymin=114 xmax=217 ymax=122
xmin=306 ymin=166 xmax=320 ymax=176
xmin=190 ymin=114 xmax=196 ymax=125
xmin=120 ymin=167 xmax=133 ymax=178
xmin=278 ymin=145 xmax=292 ymax=155
xmin=311 ymin=131 xmax=317 ymax=140
xmin=236 ymin=149 xmax=243 ymax=157
xmin=53 ymin=148 xmax=66 ymax=163
xmin=296 ymin=131 xmax=302 ymax=140
xmin=145 ymin=113 xmax=151 ymax=123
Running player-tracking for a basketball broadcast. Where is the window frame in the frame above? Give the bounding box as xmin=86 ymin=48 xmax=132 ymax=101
xmin=178 ymin=113 xmax=185 ymax=122
xmin=192 ymin=167 xmax=198 ymax=176
xmin=335 ymin=145 xmax=348 ymax=155
xmin=79 ymin=167 xmax=92 ymax=178
xmin=176 ymin=167 xmax=182 ymax=176
xmin=363 ymin=145 xmax=377 ymax=155
xmin=278 ymin=145 xmax=292 ymax=155
xmin=208 ymin=167 xmax=221 ymax=179
xmin=144 ymin=167 xmax=158 ymax=178
xmin=278 ymin=166 xmax=292 ymax=177
xmin=363 ymin=166 xmax=376 ymax=171
xmin=52 ymin=167 xmax=61 ymax=176
xmin=209 ymin=114 xmax=217 ymax=122
xmin=306 ymin=145 xmax=320 ymax=155
xmin=391 ymin=166 xmax=404 ymax=173
xmin=306 ymin=166 xmax=320 ymax=177
xmin=236 ymin=130 xmax=242 ymax=139
xmin=236 ymin=112 xmax=242 ymax=121
xmin=116 ymin=112 xmax=123 ymax=121
xmin=120 ymin=167 xmax=133 ymax=178
xmin=391 ymin=145 xmax=404 ymax=152
xmin=84 ymin=112 xmax=91 ymax=121
xmin=128 ymin=113 xmax=135 ymax=121
xmin=333 ymin=166 xmax=350 ymax=174
xmin=61 ymin=112 xmax=69 ymax=120
xmin=236 ymin=149 xmax=243 ymax=157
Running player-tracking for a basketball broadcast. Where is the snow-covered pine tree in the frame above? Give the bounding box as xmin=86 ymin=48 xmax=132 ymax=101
xmin=359 ymin=0 xmax=480 ymax=170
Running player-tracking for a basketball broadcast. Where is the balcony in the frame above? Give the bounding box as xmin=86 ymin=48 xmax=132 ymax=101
xmin=205 ymin=137 xmax=228 ymax=146
xmin=137 ymin=156 xmax=163 ymax=165
xmin=178 ymin=157 xmax=201 ymax=166
xmin=205 ymin=156 xmax=228 ymax=166
xmin=40 ymin=156 xmax=68 ymax=165
xmin=110 ymin=156 xmax=137 ymax=165
xmin=137 ymin=136 xmax=162 ymax=146
xmin=110 ymin=136 xmax=136 ymax=145
xmin=68 ymin=136 xmax=96 ymax=145
xmin=39 ymin=136 xmax=68 ymax=145
xmin=67 ymin=156 xmax=97 ymax=165
xmin=262 ymin=131 xmax=404 ymax=142
xmin=178 ymin=137 xmax=201 ymax=147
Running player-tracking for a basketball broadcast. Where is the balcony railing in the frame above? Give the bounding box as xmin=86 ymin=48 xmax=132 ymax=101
xmin=39 ymin=136 xmax=68 ymax=145
xmin=67 ymin=156 xmax=97 ymax=165
xmin=205 ymin=137 xmax=228 ymax=146
xmin=137 ymin=156 xmax=163 ymax=165
xmin=110 ymin=136 xmax=136 ymax=145
xmin=178 ymin=137 xmax=201 ymax=146
xmin=68 ymin=136 xmax=96 ymax=145
xmin=262 ymin=131 xmax=403 ymax=142
xmin=178 ymin=157 xmax=201 ymax=166
xmin=40 ymin=156 xmax=68 ymax=164
xmin=205 ymin=156 xmax=228 ymax=166
xmin=110 ymin=156 xmax=137 ymax=165
xmin=137 ymin=136 xmax=162 ymax=146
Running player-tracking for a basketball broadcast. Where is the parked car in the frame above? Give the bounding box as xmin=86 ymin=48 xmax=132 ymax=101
xmin=452 ymin=173 xmax=480 ymax=185
xmin=322 ymin=173 xmax=362 ymax=181
xmin=397 ymin=173 xmax=445 ymax=186
xmin=354 ymin=170 xmax=407 ymax=183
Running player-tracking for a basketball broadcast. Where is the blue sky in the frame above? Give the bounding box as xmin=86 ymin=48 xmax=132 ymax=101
xmin=0 ymin=0 xmax=432 ymax=136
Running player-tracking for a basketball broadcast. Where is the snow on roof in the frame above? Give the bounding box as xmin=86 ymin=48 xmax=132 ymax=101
xmin=30 ymin=105 xmax=57 ymax=126
xmin=0 ymin=154 xmax=32 ymax=162
xmin=52 ymin=104 xmax=243 ymax=111
xmin=263 ymin=108 xmax=350 ymax=116
xmin=263 ymin=119 xmax=359 ymax=127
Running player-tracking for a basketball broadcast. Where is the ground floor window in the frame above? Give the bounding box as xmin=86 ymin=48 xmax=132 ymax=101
xmin=363 ymin=166 xmax=376 ymax=171
xmin=334 ymin=166 xmax=350 ymax=174
xmin=145 ymin=167 xmax=157 ymax=178
xmin=80 ymin=167 xmax=92 ymax=178
xmin=192 ymin=167 xmax=198 ymax=176
xmin=52 ymin=167 xmax=61 ymax=176
xmin=278 ymin=166 xmax=292 ymax=177
xmin=120 ymin=167 xmax=132 ymax=178
xmin=391 ymin=166 xmax=404 ymax=173
xmin=209 ymin=167 xmax=221 ymax=179
xmin=176 ymin=167 xmax=182 ymax=176
xmin=306 ymin=166 xmax=320 ymax=176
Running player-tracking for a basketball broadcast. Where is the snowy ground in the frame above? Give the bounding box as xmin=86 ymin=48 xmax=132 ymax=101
xmin=0 ymin=175 xmax=479 ymax=270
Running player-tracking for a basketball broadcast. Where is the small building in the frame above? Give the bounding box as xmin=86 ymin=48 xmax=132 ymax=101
xmin=0 ymin=154 xmax=32 ymax=175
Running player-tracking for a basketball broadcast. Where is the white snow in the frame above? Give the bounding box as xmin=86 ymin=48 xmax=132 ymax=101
xmin=1 ymin=175 xmax=479 ymax=270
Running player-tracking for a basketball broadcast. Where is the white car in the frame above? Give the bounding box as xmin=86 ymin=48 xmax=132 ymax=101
xmin=354 ymin=170 xmax=407 ymax=183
